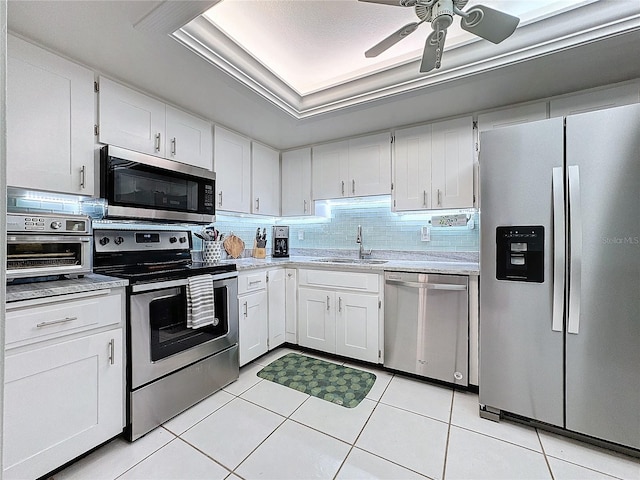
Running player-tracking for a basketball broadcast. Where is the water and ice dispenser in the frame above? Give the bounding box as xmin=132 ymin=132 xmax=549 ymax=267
xmin=496 ymin=226 xmax=544 ymax=282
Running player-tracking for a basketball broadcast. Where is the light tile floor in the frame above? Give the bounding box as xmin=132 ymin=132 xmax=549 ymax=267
xmin=54 ymin=347 xmax=640 ymax=480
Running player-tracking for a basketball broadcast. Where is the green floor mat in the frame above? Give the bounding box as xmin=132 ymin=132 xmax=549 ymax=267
xmin=257 ymin=352 xmax=376 ymax=408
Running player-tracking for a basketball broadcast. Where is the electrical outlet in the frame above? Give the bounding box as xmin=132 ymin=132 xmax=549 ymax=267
xmin=421 ymin=226 xmax=431 ymax=242
xmin=298 ymin=230 xmax=304 ymax=240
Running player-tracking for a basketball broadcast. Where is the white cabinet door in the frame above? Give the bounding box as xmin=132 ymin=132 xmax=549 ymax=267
xmin=348 ymin=132 xmax=391 ymax=197
xmin=298 ymin=288 xmax=335 ymax=354
xmin=312 ymin=140 xmax=349 ymax=200
xmin=394 ymin=124 xmax=433 ymax=211
xmin=285 ymin=269 xmax=298 ymax=344
xmin=267 ymin=269 xmax=286 ymax=350
xmin=281 ymin=148 xmax=313 ymax=216
xmin=550 ymin=82 xmax=640 ymax=118
xmin=98 ymin=76 xmax=166 ymax=157
xmin=165 ymin=105 xmax=213 ymax=170
xmin=7 ymin=35 xmax=95 ymax=195
xmin=238 ymin=290 xmax=268 ymax=366
xmin=431 ymin=116 xmax=474 ymax=209
xmin=251 ymin=142 xmax=281 ymax=216
xmin=214 ymin=126 xmax=252 ymax=213
xmin=336 ymin=292 xmax=379 ymax=363
xmin=3 ymin=329 xmax=123 ymax=480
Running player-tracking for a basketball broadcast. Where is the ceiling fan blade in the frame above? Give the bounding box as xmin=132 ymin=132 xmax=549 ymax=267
xmin=358 ymin=0 xmax=409 ymax=6
xmin=365 ymin=22 xmax=420 ymax=58
xmin=460 ymin=5 xmax=520 ymax=44
xmin=420 ymin=29 xmax=447 ymax=73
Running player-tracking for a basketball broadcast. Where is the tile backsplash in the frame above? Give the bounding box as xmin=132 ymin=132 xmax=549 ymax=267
xmin=7 ymin=190 xmax=478 ymax=257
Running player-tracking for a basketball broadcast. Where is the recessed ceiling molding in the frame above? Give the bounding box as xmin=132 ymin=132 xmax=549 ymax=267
xmin=172 ymin=1 xmax=640 ymax=119
xmin=135 ymin=0 xmax=220 ymax=35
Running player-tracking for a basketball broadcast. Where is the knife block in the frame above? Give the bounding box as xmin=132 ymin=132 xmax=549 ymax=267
xmin=252 ymin=240 xmax=266 ymax=259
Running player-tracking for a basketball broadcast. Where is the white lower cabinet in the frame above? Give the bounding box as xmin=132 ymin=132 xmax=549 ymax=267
xmin=284 ymin=268 xmax=298 ymax=343
xmin=267 ymin=268 xmax=286 ymax=350
xmin=298 ymin=269 xmax=380 ymax=364
xmin=238 ymin=271 xmax=269 ymax=366
xmin=3 ymin=290 xmax=125 ymax=480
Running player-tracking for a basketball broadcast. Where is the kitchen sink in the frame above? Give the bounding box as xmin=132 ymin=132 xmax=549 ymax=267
xmin=311 ymin=258 xmax=387 ymax=265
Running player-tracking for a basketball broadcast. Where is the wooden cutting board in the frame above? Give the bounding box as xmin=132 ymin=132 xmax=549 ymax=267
xmin=223 ymin=234 xmax=245 ymax=259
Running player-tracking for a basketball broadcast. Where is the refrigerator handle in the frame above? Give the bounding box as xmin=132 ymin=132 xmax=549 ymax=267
xmin=552 ymin=167 xmax=565 ymax=333
xmin=567 ymin=165 xmax=582 ymax=334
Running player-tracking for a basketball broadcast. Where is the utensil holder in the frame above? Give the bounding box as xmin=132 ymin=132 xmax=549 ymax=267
xmin=252 ymin=240 xmax=266 ymax=259
xmin=203 ymin=240 xmax=223 ymax=263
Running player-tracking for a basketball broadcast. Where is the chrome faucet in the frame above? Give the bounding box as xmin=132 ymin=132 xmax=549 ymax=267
xmin=356 ymin=225 xmax=372 ymax=259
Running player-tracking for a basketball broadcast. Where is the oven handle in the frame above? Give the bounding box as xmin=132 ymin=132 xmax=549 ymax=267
xmin=130 ymin=271 xmax=238 ymax=293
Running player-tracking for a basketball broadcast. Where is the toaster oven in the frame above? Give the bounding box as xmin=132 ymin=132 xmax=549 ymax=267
xmin=6 ymin=213 xmax=93 ymax=282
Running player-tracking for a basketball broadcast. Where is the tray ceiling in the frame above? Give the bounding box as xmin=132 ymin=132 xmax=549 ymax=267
xmin=159 ymin=0 xmax=640 ymax=118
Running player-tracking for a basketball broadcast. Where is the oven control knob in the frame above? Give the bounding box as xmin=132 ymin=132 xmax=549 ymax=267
xmin=179 ymin=237 xmax=187 ymax=243
xmin=114 ymin=236 xmax=124 ymax=245
xmin=169 ymin=236 xmax=177 ymax=244
xmin=50 ymin=221 xmax=62 ymax=229
xmin=99 ymin=237 xmax=110 ymax=246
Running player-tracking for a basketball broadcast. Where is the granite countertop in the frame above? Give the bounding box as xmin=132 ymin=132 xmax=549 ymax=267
xmin=220 ymin=255 xmax=480 ymax=275
xmin=6 ymin=274 xmax=129 ymax=303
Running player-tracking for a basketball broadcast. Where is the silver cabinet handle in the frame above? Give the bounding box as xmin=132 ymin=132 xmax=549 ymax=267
xmin=218 ymin=191 xmax=223 ymax=207
xmin=326 ymin=295 xmax=330 ymax=311
xmin=80 ymin=165 xmax=86 ymax=189
xmin=243 ymin=301 xmax=248 ymax=317
xmin=437 ymin=189 xmax=442 ymax=207
xmin=423 ymin=190 xmax=427 ymax=207
xmin=108 ymin=338 xmax=115 ymax=365
xmin=171 ymin=137 xmax=176 ymax=156
xmin=249 ymin=280 xmax=262 ymax=286
xmin=255 ymin=197 xmax=260 ymax=211
xmin=341 ymin=181 xmax=345 ymax=196
xmin=303 ymin=199 xmax=307 ymax=213
xmin=287 ymin=273 xmax=293 ymax=278
xmin=352 ymin=179 xmax=356 ymax=194
xmin=36 ymin=316 xmax=78 ymax=328
xmin=155 ymin=133 xmax=161 ymax=152
xmin=567 ymin=165 xmax=582 ymax=335
xmin=552 ymin=167 xmax=565 ymax=333
xmin=338 ymin=296 xmax=342 ymax=312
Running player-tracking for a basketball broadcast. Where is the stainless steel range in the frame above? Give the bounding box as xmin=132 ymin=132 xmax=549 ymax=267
xmin=93 ymin=228 xmax=238 ymax=441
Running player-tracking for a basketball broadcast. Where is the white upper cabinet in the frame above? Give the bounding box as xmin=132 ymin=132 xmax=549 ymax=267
xmin=348 ymin=133 xmax=392 ymax=197
xmin=431 ymin=116 xmax=474 ymax=209
xmin=281 ymin=147 xmax=313 ymax=216
xmin=477 ymin=103 xmax=548 ymax=132
xmin=394 ymin=116 xmax=473 ymax=211
xmin=98 ymin=77 xmax=213 ymax=170
xmin=165 ymin=105 xmax=213 ymax=170
xmin=213 ymin=126 xmax=252 ymax=213
xmin=312 ymin=140 xmax=349 ymax=200
xmin=312 ymin=133 xmax=391 ymax=200
xmin=550 ymin=82 xmax=640 ymax=118
xmin=251 ymin=142 xmax=280 ymax=216
xmin=7 ymin=35 xmax=95 ymax=195
xmin=394 ymin=124 xmax=433 ymax=210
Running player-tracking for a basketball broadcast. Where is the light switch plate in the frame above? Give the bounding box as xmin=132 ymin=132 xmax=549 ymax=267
xmin=298 ymin=230 xmax=304 ymax=240
xmin=421 ymin=226 xmax=430 ymax=242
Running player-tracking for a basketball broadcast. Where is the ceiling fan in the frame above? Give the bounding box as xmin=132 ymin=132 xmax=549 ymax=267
xmin=360 ymin=0 xmax=520 ymax=73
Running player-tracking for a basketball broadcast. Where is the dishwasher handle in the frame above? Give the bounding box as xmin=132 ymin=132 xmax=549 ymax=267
xmin=385 ymin=279 xmax=467 ymax=291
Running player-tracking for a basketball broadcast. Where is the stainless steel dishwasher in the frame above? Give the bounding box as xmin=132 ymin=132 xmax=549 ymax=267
xmin=384 ymin=272 xmax=469 ymax=386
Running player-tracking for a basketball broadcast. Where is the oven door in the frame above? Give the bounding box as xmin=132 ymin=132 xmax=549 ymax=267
xmin=129 ymin=272 xmax=238 ymax=389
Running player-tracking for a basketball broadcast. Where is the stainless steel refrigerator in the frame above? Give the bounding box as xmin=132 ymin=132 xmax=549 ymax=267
xmin=479 ymin=103 xmax=639 ymax=450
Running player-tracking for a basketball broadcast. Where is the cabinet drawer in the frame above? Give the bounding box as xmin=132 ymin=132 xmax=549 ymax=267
xmin=298 ymin=269 xmax=379 ymax=293
xmin=238 ymin=271 xmax=267 ymax=295
xmin=6 ymin=291 xmax=122 ymax=347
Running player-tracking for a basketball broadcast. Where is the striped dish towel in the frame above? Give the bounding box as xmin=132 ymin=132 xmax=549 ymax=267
xmin=186 ymin=274 xmax=218 ymax=329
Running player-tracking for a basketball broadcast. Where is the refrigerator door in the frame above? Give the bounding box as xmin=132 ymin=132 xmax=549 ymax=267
xmin=479 ymin=118 xmax=564 ymax=426
xmin=565 ymin=104 xmax=640 ymax=449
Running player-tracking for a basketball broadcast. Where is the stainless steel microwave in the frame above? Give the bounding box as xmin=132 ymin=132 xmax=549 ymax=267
xmin=100 ymin=145 xmax=215 ymax=224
